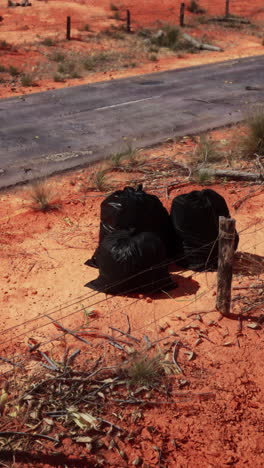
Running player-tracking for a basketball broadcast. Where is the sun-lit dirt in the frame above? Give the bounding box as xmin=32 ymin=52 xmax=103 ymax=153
xmin=0 ymin=0 xmax=264 ymax=98
xmin=0 ymin=124 xmax=263 ymax=466
xmin=1 ymin=1 xmax=264 ymax=465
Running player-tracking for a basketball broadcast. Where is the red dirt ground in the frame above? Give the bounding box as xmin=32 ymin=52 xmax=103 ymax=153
xmin=0 ymin=0 xmax=264 ymax=98
xmin=0 ymin=126 xmax=263 ymax=466
xmin=0 ymin=1 xmax=264 ymax=466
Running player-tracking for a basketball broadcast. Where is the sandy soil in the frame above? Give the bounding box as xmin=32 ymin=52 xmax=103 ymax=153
xmin=0 ymin=0 xmax=264 ymax=98
xmin=0 ymin=1 xmax=264 ymax=466
xmin=0 ymin=126 xmax=263 ymax=466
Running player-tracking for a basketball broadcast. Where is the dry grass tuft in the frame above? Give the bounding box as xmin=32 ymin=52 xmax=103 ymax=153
xmin=28 ymin=181 xmax=60 ymax=212
xmin=243 ymin=106 xmax=264 ymax=157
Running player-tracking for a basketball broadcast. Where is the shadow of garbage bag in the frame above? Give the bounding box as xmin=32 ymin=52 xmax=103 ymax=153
xmin=170 ymin=188 xmax=239 ymax=272
xmin=85 ymin=230 xmax=177 ymax=295
xmin=85 ymin=184 xmax=181 ymax=268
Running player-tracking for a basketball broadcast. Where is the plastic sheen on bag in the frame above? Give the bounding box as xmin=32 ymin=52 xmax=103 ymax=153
xmin=170 ymin=189 xmax=239 ymax=271
xmin=85 ymin=184 xmax=179 ymax=268
xmin=85 ymin=229 xmax=176 ymax=295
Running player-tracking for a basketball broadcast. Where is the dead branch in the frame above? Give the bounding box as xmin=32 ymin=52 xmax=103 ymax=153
xmin=0 ymin=431 xmax=59 ymax=443
xmin=199 ymin=168 xmax=264 ymax=182
xmin=182 ymin=33 xmax=223 ymax=52
xmin=46 ymin=315 xmax=91 ymax=345
xmin=0 ymin=356 xmax=24 ymax=369
xmin=233 ymin=187 xmax=264 ymax=210
xmin=108 ymin=326 xmax=141 ymax=343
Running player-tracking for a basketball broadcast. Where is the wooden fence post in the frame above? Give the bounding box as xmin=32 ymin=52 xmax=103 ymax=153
xmin=225 ymin=0 xmax=230 ymax=18
xmin=216 ymin=217 xmax=236 ymax=316
xmin=180 ymin=3 xmax=185 ymax=27
xmin=126 ymin=9 xmax=131 ymax=33
xmin=66 ymin=16 xmax=71 ymax=40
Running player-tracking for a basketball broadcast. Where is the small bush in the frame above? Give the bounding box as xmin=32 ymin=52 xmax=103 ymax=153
xmin=82 ymin=23 xmax=91 ymax=32
xmin=41 ymin=37 xmax=55 ymax=47
xmin=58 ymin=61 xmax=75 ymax=75
xmin=53 ymin=73 xmax=65 ymax=82
xmin=110 ymin=3 xmax=119 ymax=11
xmin=149 ymin=53 xmax=158 ymax=62
xmin=0 ymin=40 xmax=11 ymax=49
xmin=9 ymin=65 xmax=20 ymax=77
xmin=28 ymin=181 xmax=60 ymax=212
xmin=21 ymin=74 xmax=35 ymax=87
xmin=243 ymin=106 xmax=264 ymax=156
xmin=151 ymin=24 xmax=181 ymax=51
xmin=123 ymin=354 xmax=164 ymax=388
xmin=49 ymin=51 xmax=65 ymax=62
xmin=83 ymin=52 xmax=113 ymax=71
xmin=69 ymin=70 xmax=81 ymax=79
xmin=188 ymin=0 xmax=206 ymax=14
xmin=113 ymin=11 xmax=121 ymax=20
xmin=0 ymin=64 xmax=7 ymax=72
xmin=192 ymin=169 xmax=213 ymax=185
xmin=193 ymin=135 xmax=223 ymax=164
xmin=93 ymin=169 xmax=110 ymax=191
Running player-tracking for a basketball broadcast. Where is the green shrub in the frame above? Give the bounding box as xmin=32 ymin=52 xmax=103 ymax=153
xmin=151 ymin=24 xmax=181 ymax=51
xmin=110 ymin=3 xmax=119 ymax=11
xmin=83 ymin=52 xmax=113 ymax=71
xmin=188 ymin=0 xmax=206 ymax=14
xmin=149 ymin=53 xmax=158 ymax=62
xmin=53 ymin=73 xmax=65 ymax=82
xmin=58 ymin=61 xmax=75 ymax=74
xmin=21 ymin=74 xmax=35 ymax=87
xmin=0 ymin=64 xmax=7 ymax=72
xmin=49 ymin=51 xmax=65 ymax=62
xmin=82 ymin=23 xmax=91 ymax=32
xmin=9 ymin=65 xmax=20 ymax=77
xmin=41 ymin=37 xmax=55 ymax=46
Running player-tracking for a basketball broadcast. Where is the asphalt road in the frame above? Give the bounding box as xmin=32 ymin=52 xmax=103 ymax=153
xmin=0 ymin=55 xmax=264 ymax=189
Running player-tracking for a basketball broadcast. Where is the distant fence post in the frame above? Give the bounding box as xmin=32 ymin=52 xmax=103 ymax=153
xmin=179 ymin=3 xmax=185 ymax=27
xmin=66 ymin=16 xmax=71 ymax=40
xmin=225 ymin=0 xmax=230 ymax=17
xmin=126 ymin=9 xmax=131 ymax=33
xmin=216 ymin=217 xmax=236 ymax=316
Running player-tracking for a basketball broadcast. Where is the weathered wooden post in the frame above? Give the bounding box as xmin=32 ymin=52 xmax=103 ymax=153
xmin=66 ymin=16 xmax=71 ymax=40
xmin=216 ymin=217 xmax=236 ymax=316
xmin=126 ymin=9 xmax=131 ymax=33
xmin=225 ymin=0 xmax=230 ymax=18
xmin=180 ymin=3 xmax=185 ymax=27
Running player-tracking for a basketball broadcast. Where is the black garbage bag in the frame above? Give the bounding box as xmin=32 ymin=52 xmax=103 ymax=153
xmin=170 ymin=189 xmax=239 ymax=271
xmin=85 ymin=184 xmax=180 ymax=268
xmin=85 ymin=229 xmax=176 ymax=295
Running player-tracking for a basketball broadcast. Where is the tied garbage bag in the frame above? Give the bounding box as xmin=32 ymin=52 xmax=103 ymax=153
xmin=170 ymin=189 xmax=239 ymax=271
xmin=86 ymin=184 xmax=179 ymax=268
xmin=85 ymin=229 xmax=176 ymax=295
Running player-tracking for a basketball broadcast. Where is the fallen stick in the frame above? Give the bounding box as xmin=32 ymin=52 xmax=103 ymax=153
xmin=172 ymin=342 xmax=184 ymax=374
xmin=208 ymin=16 xmax=250 ymax=24
xmin=233 ymin=188 xmax=264 ymax=210
xmin=199 ymin=168 xmax=264 ymax=182
xmin=233 ymin=284 xmax=263 ymax=290
xmin=0 ymin=431 xmax=59 ymax=443
xmin=46 ymin=316 xmax=91 ymax=345
xmin=109 ymin=326 xmax=140 ymax=343
xmin=0 ymin=356 xmax=24 ymax=369
xmin=182 ymin=33 xmax=223 ymax=52
xmin=39 ymin=351 xmax=60 ymax=371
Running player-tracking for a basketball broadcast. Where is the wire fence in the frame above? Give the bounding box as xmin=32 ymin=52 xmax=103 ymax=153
xmin=0 ymin=216 xmax=263 ymax=378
